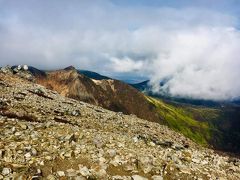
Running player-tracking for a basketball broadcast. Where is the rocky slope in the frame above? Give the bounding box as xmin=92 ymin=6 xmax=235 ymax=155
xmin=8 ymin=66 xmax=240 ymax=154
xmin=0 ymin=67 xmax=240 ymax=179
xmin=34 ymin=66 xmax=160 ymax=123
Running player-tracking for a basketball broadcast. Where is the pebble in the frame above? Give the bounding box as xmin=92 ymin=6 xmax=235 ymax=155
xmin=132 ymin=175 xmax=148 ymax=180
xmin=2 ymin=168 xmax=12 ymax=176
xmin=57 ymin=171 xmax=65 ymax=177
xmin=79 ymin=166 xmax=91 ymax=177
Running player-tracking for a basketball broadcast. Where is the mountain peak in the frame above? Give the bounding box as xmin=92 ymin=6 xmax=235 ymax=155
xmin=64 ymin=65 xmax=76 ymax=71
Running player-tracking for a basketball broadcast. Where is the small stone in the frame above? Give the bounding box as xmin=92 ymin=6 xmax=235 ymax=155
xmin=39 ymin=161 xmax=45 ymax=166
xmin=15 ymin=132 xmax=22 ymax=136
xmin=64 ymin=150 xmax=74 ymax=158
xmin=152 ymin=175 xmax=163 ymax=180
xmin=45 ymin=156 xmax=52 ymax=160
xmin=79 ymin=166 xmax=91 ymax=177
xmin=23 ymin=65 xmax=28 ymax=71
xmin=74 ymin=176 xmax=86 ymax=180
xmin=72 ymin=110 xmax=81 ymax=116
xmin=2 ymin=167 xmax=12 ymax=176
xmin=149 ymin=142 xmax=155 ymax=147
xmin=93 ymin=135 xmax=104 ymax=148
xmin=95 ymin=169 xmax=107 ymax=178
xmin=31 ymin=148 xmax=37 ymax=156
xmin=192 ymin=158 xmax=200 ymax=164
xmin=11 ymin=127 xmax=16 ymax=133
xmin=24 ymin=152 xmax=31 ymax=159
xmin=132 ymin=175 xmax=148 ymax=180
xmin=110 ymin=155 xmax=123 ymax=166
xmin=19 ymin=123 xmax=28 ymax=130
xmin=66 ymin=169 xmax=77 ymax=177
xmin=47 ymin=174 xmax=56 ymax=180
xmin=57 ymin=171 xmax=65 ymax=177
xmin=107 ymin=149 xmax=116 ymax=157
xmin=36 ymin=169 xmax=42 ymax=175
xmin=133 ymin=136 xmax=138 ymax=143
xmin=17 ymin=65 xmax=22 ymax=70
xmin=65 ymin=134 xmax=77 ymax=143
xmin=117 ymin=143 xmax=124 ymax=148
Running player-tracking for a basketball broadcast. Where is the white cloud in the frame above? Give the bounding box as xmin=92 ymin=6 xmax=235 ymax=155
xmin=109 ymin=56 xmax=144 ymax=72
xmin=0 ymin=0 xmax=240 ymax=100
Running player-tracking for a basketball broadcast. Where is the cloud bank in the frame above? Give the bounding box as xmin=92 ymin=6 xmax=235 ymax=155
xmin=0 ymin=0 xmax=240 ymax=100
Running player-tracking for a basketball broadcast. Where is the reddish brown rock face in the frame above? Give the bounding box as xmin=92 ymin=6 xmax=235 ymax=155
xmin=35 ymin=68 xmax=160 ymax=123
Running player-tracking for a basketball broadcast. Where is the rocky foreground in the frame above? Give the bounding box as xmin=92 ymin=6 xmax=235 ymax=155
xmin=0 ymin=67 xmax=240 ymax=179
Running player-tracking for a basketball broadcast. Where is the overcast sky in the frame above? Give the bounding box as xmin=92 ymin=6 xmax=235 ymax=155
xmin=1 ymin=0 xmax=240 ymax=100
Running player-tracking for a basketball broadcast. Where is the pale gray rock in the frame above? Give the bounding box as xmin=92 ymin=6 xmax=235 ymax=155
xmin=132 ymin=175 xmax=148 ymax=180
xmin=79 ymin=166 xmax=91 ymax=177
xmin=2 ymin=167 xmax=12 ymax=176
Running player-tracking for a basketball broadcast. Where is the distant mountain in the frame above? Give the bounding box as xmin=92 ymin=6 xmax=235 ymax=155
xmin=77 ymin=69 xmax=110 ymax=80
xmin=14 ymin=65 xmax=240 ymax=154
xmin=130 ymin=80 xmax=240 ymax=107
xmin=130 ymin=80 xmax=150 ymax=92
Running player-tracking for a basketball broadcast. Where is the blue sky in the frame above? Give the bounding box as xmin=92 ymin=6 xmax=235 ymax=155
xmin=0 ymin=0 xmax=240 ymax=100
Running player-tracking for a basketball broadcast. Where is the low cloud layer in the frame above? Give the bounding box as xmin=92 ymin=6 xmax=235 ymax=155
xmin=0 ymin=0 xmax=240 ymax=100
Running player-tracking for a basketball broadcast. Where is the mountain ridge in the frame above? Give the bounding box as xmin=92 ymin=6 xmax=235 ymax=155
xmin=4 ymin=65 xmax=240 ymax=155
xmin=1 ymin=65 xmax=240 ymax=179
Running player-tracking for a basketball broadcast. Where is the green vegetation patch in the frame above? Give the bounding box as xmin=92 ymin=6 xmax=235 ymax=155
xmin=146 ymin=96 xmax=214 ymax=146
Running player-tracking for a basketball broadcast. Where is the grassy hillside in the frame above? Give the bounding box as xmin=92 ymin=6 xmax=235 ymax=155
xmin=147 ymin=96 xmax=240 ymax=153
xmin=146 ymin=96 xmax=213 ymax=145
